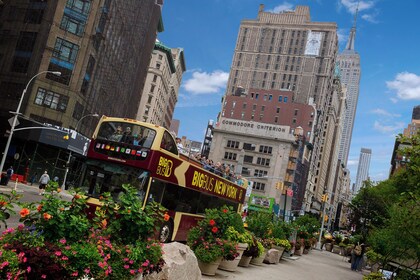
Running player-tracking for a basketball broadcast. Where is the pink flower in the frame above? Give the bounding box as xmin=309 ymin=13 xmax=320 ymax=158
xmin=84 ymin=268 xmax=91 ymax=274
xmin=59 ymin=238 xmax=66 ymax=244
xmin=41 ymin=275 xmax=47 ymax=279
xmin=123 ymin=258 xmax=129 ymax=262
xmin=55 ymin=251 xmax=62 ymax=256
xmin=130 ymin=269 xmax=136 ymax=275
xmin=124 ymin=265 xmax=130 ymax=269
xmin=62 ymin=256 xmax=68 ymax=261
xmin=71 ymin=271 xmax=79 ymax=277
xmin=27 ymin=266 xmax=31 ymax=273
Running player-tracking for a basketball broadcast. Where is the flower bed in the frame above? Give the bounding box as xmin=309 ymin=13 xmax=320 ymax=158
xmin=0 ymin=184 xmax=167 ymax=279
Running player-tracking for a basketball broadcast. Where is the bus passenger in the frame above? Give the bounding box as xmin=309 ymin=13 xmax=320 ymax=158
xmin=121 ymin=127 xmax=132 ymax=143
xmin=133 ymin=134 xmax=146 ymax=146
xmin=109 ymin=126 xmax=123 ymax=141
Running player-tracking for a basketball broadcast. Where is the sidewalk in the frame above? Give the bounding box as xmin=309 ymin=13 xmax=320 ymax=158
xmin=202 ymin=249 xmax=368 ymax=280
xmin=0 ymin=181 xmax=74 ymax=198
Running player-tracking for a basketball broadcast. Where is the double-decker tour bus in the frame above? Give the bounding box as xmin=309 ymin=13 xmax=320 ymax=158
xmin=80 ymin=116 xmax=246 ymax=242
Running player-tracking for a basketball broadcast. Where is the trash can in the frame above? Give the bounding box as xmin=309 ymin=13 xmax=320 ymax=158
xmin=0 ymin=172 xmax=8 ymax=185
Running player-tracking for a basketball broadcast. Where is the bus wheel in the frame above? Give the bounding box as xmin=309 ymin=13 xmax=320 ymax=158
xmin=159 ymin=221 xmax=173 ymax=243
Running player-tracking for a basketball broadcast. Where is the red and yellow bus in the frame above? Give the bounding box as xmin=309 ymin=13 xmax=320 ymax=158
xmin=81 ymin=116 xmax=246 ymax=242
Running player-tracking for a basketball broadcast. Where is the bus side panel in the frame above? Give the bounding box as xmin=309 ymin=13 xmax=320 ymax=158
xmin=173 ymin=213 xmax=203 ymax=241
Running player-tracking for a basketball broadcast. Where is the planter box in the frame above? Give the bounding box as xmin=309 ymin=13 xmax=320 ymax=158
xmin=218 ymin=242 xmax=247 ymax=272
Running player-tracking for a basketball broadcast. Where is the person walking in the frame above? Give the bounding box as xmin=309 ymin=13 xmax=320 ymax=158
xmin=38 ymin=170 xmax=50 ymax=195
xmin=30 ymin=172 xmax=38 ymax=186
xmin=6 ymin=166 xmax=14 ymax=186
xmin=351 ymin=242 xmax=365 ymax=271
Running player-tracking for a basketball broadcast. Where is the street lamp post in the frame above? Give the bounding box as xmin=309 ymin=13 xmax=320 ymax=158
xmin=0 ymin=71 xmax=61 ymax=175
xmin=61 ymin=113 xmax=99 ymax=189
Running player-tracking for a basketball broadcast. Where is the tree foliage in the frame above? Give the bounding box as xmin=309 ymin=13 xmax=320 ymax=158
xmin=349 ymin=131 xmax=420 ymax=270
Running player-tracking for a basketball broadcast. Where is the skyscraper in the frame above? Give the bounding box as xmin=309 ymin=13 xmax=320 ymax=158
xmin=354 ymin=148 xmax=371 ymax=193
xmin=210 ymin=5 xmax=342 ymax=217
xmin=337 ymin=10 xmax=361 ymax=165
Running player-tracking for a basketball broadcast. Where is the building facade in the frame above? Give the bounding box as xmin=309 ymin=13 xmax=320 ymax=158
xmin=0 ymin=0 xmax=163 ymax=137
xmin=354 ymin=147 xmax=372 ymax=193
xmin=210 ymin=88 xmax=315 ymax=219
xmin=136 ymin=41 xmax=185 ymax=128
xmin=0 ymin=0 xmax=162 ymax=178
xmin=337 ymin=21 xmax=361 ymax=165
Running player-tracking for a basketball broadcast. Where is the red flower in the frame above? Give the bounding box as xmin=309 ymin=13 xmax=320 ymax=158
xmin=222 ymin=209 xmax=228 ymax=213
xmin=20 ymin=208 xmax=30 ymax=218
xmin=163 ymin=213 xmax=170 ymax=221
xmin=209 ymin=219 xmax=216 ymax=226
xmin=211 ymin=227 xmax=218 ymax=233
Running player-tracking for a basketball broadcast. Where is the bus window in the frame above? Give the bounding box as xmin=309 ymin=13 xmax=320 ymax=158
xmin=97 ymin=121 xmax=156 ymax=148
xmin=82 ymin=160 xmax=150 ymax=204
xmin=161 ymin=131 xmax=178 ymax=155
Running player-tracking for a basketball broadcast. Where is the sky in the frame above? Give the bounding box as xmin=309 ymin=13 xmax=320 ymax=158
xmin=159 ymin=0 xmax=420 ymax=184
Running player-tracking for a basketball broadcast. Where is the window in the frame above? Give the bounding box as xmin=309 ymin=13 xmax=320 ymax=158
xmin=153 ymin=75 xmax=157 ymax=82
xmin=156 ymin=63 xmax=161 ymax=69
xmin=274 ymin=116 xmax=278 ymax=123
xmin=261 ymin=106 xmax=265 ymax=112
xmin=227 ymin=140 xmax=239 ymax=149
xmin=294 ymin=109 xmax=298 ymax=116
xmin=252 ymin=104 xmax=257 ymax=111
xmin=244 ymin=155 xmax=253 ymax=163
xmin=66 ymin=0 xmax=91 ymax=15
xmin=269 ymin=94 xmax=273 ymax=101
xmin=255 ymin=93 xmax=259 ymax=99
xmin=11 ymin=32 xmax=37 ymax=73
xmin=60 ymin=14 xmax=86 ymax=36
xmin=224 ymin=152 xmax=237 ymax=160
xmin=242 ymin=103 xmax=247 ymax=109
xmin=161 ymin=131 xmax=178 ymax=155
xmin=256 ymin=157 xmax=270 ymax=166
xmin=278 ymin=96 xmax=282 ymax=102
xmin=243 ymin=143 xmax=256 ymax=151
xmin=53 ymin=38 xmax=79 ymax=63
xmin=25 ymin=8 xmax=45 ymax=24
xmin=253 ymin=182 xmax=265 ymax=191
xmin=284 ymin=97 xmax=288 ymax=103
xmin=34 ymin=88 xmax=69 ymax=112
xmin=276 ymin=107 xmax=280 ymax=114
xmin=259 ymin=145 xmax=272 ymax=154
xmin=254 ymin=169 xmax=268 ymax=177
xmin=72 ymin=102 xmax=84 ymax=120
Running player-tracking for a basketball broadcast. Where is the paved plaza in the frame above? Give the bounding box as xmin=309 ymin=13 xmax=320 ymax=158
xmin=203 ymin=249 xmax=368 ymax=280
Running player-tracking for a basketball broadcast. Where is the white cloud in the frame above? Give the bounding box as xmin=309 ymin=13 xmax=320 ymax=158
xmin=182 ymin=70 xmax=229 ymax=94
xmin=361 ymin=13 xmax=378 ymax=23
xmin=390 ymin=97 xmax=398 ymax=104
xmin=267 ymin=2 xmax=294 ymax=13
xmin=340 ymin=0 xmax=375 ymax=14
xmin=371 ymin=108 xmax=400 ymax=118
xmin=373 ymin=121 xmax=405 ymax=133
xmin=337 ymin=28 xmax=348 ymax=45
xmin=347 ymin=159 xmax=358 ymax=166
xmin=386 ymin=72 xmax=420 ymax=100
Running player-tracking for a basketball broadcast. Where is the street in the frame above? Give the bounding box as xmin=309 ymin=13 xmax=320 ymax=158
xmin=203 ymin=250 xmax=367 ymax=280
xmin=0 ymin=182 xmax=73 ymax=230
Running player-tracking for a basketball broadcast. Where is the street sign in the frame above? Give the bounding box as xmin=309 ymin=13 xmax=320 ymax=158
xmin=8 ymin=117 xmax=19 ymax=127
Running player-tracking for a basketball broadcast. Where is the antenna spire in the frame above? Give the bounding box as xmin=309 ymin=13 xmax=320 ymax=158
xmin=345 ymin=0 xmax=359 ymax=51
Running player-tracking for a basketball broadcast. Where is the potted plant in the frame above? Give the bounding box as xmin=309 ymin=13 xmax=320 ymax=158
xmin=218 ymin=226 xmax=249 ymax=272
xmin=238 ymin=233 xmax=258 ymax=267
xmin=187 ymin=206 xmax=239 ymax=276
xmin=272 ymin=238 xmax=291 ymax=261
xmin=249 ymin=239 xmax=266 ymax=266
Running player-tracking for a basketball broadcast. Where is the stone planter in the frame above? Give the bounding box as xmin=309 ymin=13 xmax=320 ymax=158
xmin=218 ymin=242 xmax=248 ymax=272
xmin=325 ymin=243 xmax=333 ymax=252
xmin=294 ymin=245 xmax=304 ymax=256
xmin=238 ymin=255 xmax=252 ymax=267
xmin=272 ymin=245 xmax=285 ymax=262
xmin=198 ymin=257 xmax=223 ymax=276
xmin=250 ymin=248 xmax=268 ymax=266
xmin=332 ymin=245 xmax=341 ymax=254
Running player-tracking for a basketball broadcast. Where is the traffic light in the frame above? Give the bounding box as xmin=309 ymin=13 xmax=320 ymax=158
xmin=63 ymin=134 xmax=69 ymax=140
xmin=321 ymin=194 xmax=328 ymax=202
xmin=324 ymin=215 xmax=328 ymax=222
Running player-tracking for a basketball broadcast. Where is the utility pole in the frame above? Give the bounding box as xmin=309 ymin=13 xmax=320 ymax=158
xmin=316 ymin=192 xmax=329 ymax=249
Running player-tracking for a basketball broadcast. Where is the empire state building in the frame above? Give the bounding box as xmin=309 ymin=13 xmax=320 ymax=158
xmin=337 ymin=20 xmax=361 ymax=165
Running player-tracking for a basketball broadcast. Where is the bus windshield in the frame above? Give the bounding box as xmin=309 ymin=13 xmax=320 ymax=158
xmin=97 ymin=121 xmax=156 ymax=148
xmin=81 ymin=159 xmax=150 ymax=203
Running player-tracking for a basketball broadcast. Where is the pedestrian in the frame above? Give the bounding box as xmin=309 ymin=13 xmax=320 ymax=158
xmin=30 ymin=172 xmax=38 ymax=186
xmin=351 ymin=242 xmax=365 ymax=271
xmin=38 ymin=170 xmax=50 ymax=195
xmin=6 ymin=166 xmax=14 ymax=185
